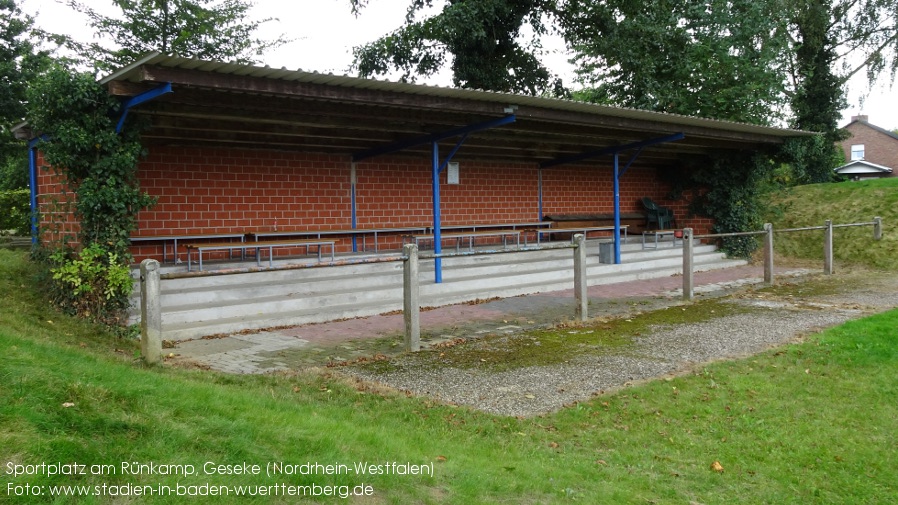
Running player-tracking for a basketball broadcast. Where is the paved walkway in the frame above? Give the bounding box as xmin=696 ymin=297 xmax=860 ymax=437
xmin=171 ymin=265 xmax=806 ymax=374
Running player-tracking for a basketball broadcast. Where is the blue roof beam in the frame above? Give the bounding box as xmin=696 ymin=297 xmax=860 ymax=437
xmin=539 ymin=132 xmax=685 ymax=169
xmin=352 ymin=114 xmax=517 ymax=162
xmin=115 ymin=82 xmax=173 ymax=133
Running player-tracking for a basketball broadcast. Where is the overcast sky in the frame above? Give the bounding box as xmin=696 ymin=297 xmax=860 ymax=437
xmin=19 ymin=0 xmax=897 ymax=129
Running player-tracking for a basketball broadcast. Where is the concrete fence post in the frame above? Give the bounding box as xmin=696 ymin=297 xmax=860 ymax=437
xmin=682 ymin=228 xmax=694 ymax=301
xmin=403 ymin=243 xmax=420 ymax=352
xmin=573 ymin=234 xmax=588 ymax=321
xmin=873 ymin=216 xmax=882 ymax=241
xmin=139 ymin=259 xmax=163 ymax=365
xmin=824 ymin=219 xmax=834 ymax=275
xmin=764 ymin=223 xmax=774 ymax=285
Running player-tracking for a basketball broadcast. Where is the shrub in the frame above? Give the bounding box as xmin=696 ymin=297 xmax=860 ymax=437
xmin=49 ymin=243 xmax=133 ymax=325
xmin=0 ymin=189 xmax=31 ymax=235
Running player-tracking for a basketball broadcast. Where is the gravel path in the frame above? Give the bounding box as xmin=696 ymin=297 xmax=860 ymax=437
xmin=342 ymin=272 xmax=898 ymax=417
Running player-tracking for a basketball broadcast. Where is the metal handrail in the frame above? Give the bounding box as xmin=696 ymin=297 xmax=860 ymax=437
xmin=695 ymin=218 xmax=881 ymax=239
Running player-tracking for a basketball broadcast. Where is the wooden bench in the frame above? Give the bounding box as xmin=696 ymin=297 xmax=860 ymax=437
xmin=544 ymin=213 xmax=646 ymax=239
xmin=250 ymin=226 xmax=428 ymax=252
xmin=184 ymin=239 xmax=335 ymax=272
xmin=130 ymin=232 xmax=246 ymax=263
xmin=546 ymin=225 xmax=629 ymax=243
xmin=436 ymin=221 xmax=552 ymax=232
xmin=429 ymin=222 xmax=552 ymax=245
xmin=409 ymin=230 xmax=522 ymax=252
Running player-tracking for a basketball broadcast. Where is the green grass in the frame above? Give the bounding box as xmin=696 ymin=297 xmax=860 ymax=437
xmin=765 ymin=177 xmax=898 ymax=270
xmin=2 ymin=249 xmax=898 ymax=503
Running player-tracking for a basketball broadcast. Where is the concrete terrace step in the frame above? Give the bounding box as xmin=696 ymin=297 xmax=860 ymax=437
xmin=133 ymin=241 xmax=746 ymax=340
xmin=159 ymin=254 xmax=746 ymax=341
xmin=142 ymin=243 xmax=720 ymax=311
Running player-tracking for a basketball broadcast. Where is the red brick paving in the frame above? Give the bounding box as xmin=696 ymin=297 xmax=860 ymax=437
xmin=269 ymin=265 xmax=768 ymax=346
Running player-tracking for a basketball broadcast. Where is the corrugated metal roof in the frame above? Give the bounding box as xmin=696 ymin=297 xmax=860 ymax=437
xmin=101 ymin=52 xmax=813 ymax=139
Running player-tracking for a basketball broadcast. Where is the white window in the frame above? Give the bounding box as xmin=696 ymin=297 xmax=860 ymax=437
xmin=850 ymin=144 xmax=865 ymax=160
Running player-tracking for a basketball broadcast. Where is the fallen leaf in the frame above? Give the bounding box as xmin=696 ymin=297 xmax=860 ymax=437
xmin=436 ymin=455 xmax=447 ymax=462
xmin=549 ymin=442 xmax=559 ymax=448
xmin=596 ymin=459 xmax=608 ymax=465
xmin=710 ymin=461 xmax=724 ymax=473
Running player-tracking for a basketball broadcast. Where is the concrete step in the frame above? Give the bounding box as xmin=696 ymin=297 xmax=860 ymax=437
xmin=147 ymin=242 xmax=720 ymax=314
xmin=144 ymin=242 xmax=745 ymax=340
xmin=159 ymin=254 xmax=747 ymax=341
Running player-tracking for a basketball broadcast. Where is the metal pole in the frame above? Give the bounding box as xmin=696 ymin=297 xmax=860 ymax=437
xmin=682 ymin=228 xmax=694 ymax=301
xmin=573 ymin=234 xmax=588 ymax=321
xmin=28 ymin=145 xmax=38 ymax=245
xmin=350 ymin=162 xmax=358 ymax=252
xmin=873 ymin=216 xmax=882 ymax=241
xmin=432 ymin=142 xmax=442 ymax=283
xmin=823 ymin=219 xmax=834 ymax=275
xmin=537 ymin=168 xmax=543 ymax=221
xmin=764 ymin=223 xmax=774 ymax=285
xmin=613 ymin=153 xmax=621 ymax=264
xmin=403 ymin=243 xmax=420 ymax=351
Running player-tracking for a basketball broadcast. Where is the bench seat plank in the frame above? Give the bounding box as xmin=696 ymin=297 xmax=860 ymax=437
xmin=410 ymin=230 xmax=522 ymax=252
xmin=184 ymin=239 xmax=335 ymax=271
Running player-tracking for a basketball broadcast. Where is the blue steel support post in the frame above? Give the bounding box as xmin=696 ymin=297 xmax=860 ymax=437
xmin=537 ymin=168 xmax=543 ymax=221
xmin=350 ymin=163 xmax=358 ymax=252
xmin=432 ymin=142 xmax=443 ymax=283
xmin=28 ymin=142 xmax=38 ymax=244
xmin=613 ymin=153 xmax=622 ymax=264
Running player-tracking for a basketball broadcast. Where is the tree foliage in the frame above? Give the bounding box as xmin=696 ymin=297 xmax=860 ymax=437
xmin=351 ymin=0 xmax=560 ymax=95
xmin=27 ymin=66 xmax=155 ymax=323
xmin=27 ymin=66 xmax=155 ymax=256
xmin=65 ymin=0 xmax=288 ymax=71
xmin=562 ymin=0 xmax=790 ymax=125
xmin=786 ymin=0 xmax=848 ymax=183
xmin=0 ymin=0 xmax=57 ymax=190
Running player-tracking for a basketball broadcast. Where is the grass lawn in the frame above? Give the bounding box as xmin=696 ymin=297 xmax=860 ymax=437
xmin=1 ymin=248 xmax=897 ymax=504
xmin=766 ymin=177 xmax=898 ymax=270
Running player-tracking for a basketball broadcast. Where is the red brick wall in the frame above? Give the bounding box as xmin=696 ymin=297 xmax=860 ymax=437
xmin=136 ymin=148 xmax=350 ymax=234
xmin=356 ymin=158 xmax=540 ymax=226
xmin=36 ymin=152 xmax=81 ymax=249
xmin=840 ymin=121 xmax=898 ymax=176
xmin=542 ymin=164 xmax=712 ymax=234
xmin=37 ymin=146 xmax=713 ymax=262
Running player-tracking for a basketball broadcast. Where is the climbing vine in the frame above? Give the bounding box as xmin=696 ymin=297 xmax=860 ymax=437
xmin=663 ymin=149 xmax=779 ymax=259
xmin=26 ymin=65 xmax=155 ymax=324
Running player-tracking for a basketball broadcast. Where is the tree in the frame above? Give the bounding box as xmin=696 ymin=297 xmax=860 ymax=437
xmin=351 ymin=0 xmax=561 ymax=95
xmin=786 ymin=0 xmax=847 ymax=183
xmin=65 ymin=0 xmax=287 ymax=71
xmin=561 ymin=0 xmax=790 ymax=125
xmin=0 ymin=0 xmax=55 ymax=190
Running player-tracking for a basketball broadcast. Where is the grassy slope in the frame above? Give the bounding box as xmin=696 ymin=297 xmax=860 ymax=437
xmin=2 ymin=248 xmax=898 ymax=504
xmin=766 ymin=177 xmax=898 ymax=270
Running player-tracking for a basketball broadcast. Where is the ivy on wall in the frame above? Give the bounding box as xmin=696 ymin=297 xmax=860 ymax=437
xmin=662 ymin=148 xmax=779 ymax=259
xmin=26 ymin=66 xmax=155 ymax=324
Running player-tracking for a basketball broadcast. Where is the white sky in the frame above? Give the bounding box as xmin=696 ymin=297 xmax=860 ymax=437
xmin=20 ymin=0 xmax=898 ymax=130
